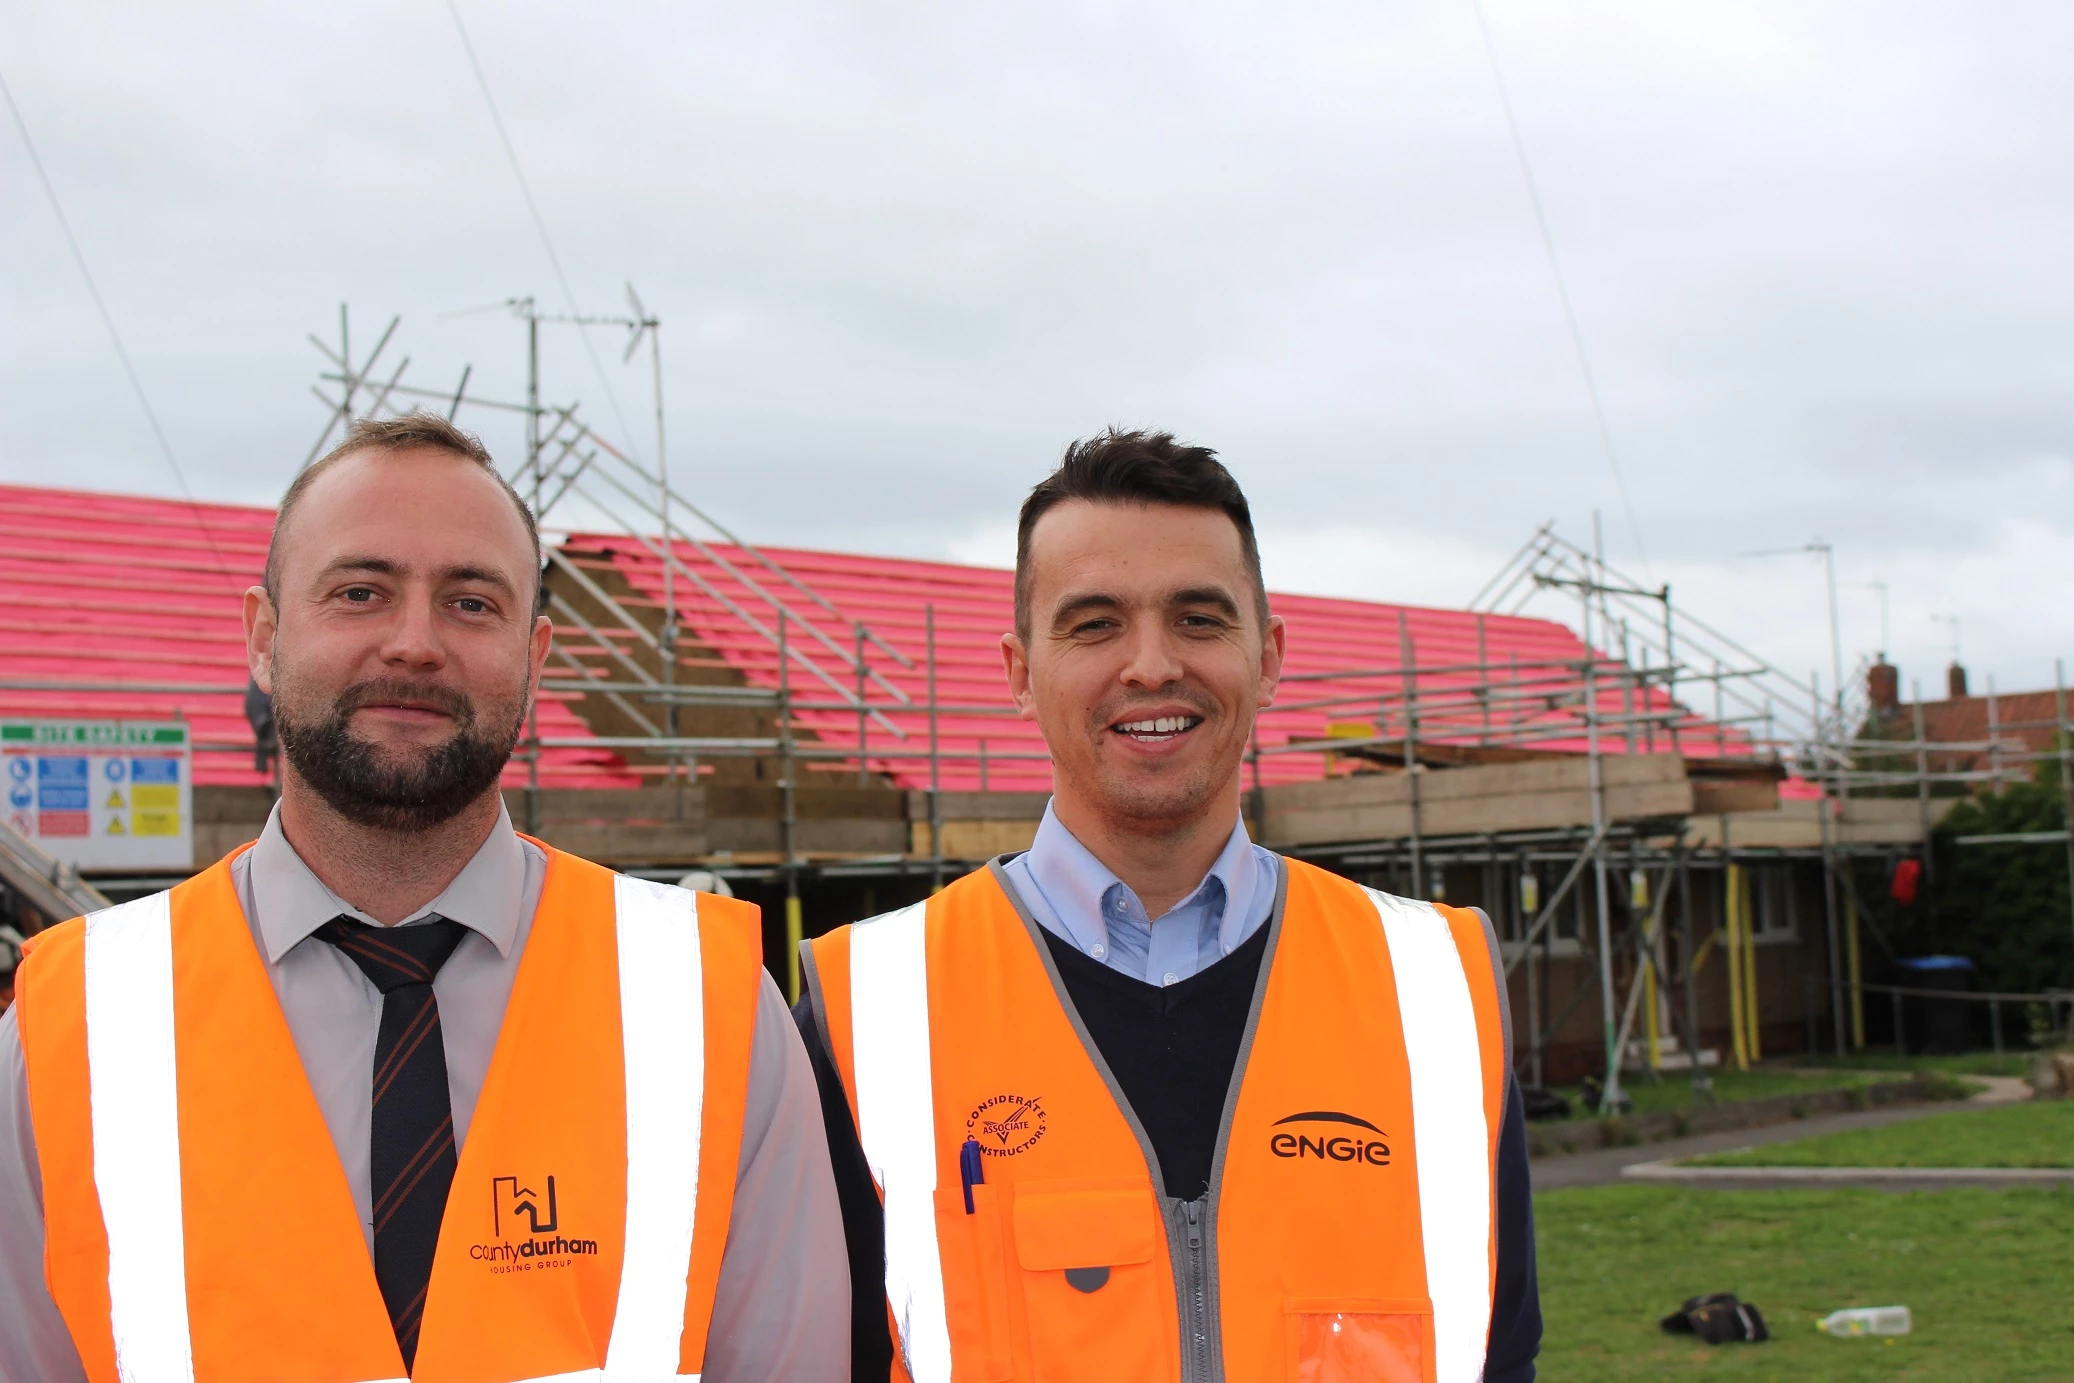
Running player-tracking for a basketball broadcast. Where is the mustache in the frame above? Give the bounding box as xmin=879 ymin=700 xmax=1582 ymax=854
xmin=337 ymin=678 xmax=473 ymax=725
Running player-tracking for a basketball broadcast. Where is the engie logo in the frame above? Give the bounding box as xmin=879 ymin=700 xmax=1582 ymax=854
xmin=1269 ymin=1111 xmax=1391 ymax=1167
xmin=470 ymin=1175 xmax=600 ymax=1270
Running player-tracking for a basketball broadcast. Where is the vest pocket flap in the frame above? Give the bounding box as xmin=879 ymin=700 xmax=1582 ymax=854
xmin=1011 ymin=1182 xmax=1159 ymax=1270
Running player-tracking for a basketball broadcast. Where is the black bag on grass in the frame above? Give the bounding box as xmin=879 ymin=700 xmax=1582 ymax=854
xmin=1518 ymin=1086 xmax=1573 ymax=1122
xmin=1659 ymin=1294 xmax=1770 ymax=1344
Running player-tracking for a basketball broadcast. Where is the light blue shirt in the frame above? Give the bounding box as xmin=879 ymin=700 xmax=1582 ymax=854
xmin=1001 ymin=802 xmax=1281 ymax=987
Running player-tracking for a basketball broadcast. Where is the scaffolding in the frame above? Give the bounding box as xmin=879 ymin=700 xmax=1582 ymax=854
xmin=0 ymin=810 xmax=110 ymax=926
xmin=305 ymin=303 xmax=922 ymax=971
xmin=7 ymin=525 xmax=2067 ymax=1106
xmin=314 ymin=310 xmax=2074 ymax=1101
xmin=7 ymin=308 xmax=2067 ymax=1105
xmin=13 ymin=614 xmax=2058 ymax=1085
xmin=303 ymin=310 xmax=1841 ymax=1099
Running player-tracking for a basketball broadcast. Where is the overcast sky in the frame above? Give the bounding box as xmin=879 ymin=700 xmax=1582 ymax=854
xmin=4 ymin=1 xmax=2069 ymax=700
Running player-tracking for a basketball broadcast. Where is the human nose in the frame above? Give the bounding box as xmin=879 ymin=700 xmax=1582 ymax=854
xmin=1116 ymin=620 xmax=1184 ymax=691
xmin=377 ymin=588 xmax=449 ymax=672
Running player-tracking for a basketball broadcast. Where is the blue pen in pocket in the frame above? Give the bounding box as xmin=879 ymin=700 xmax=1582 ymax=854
xmin=960 ymin=1136 xmax=985 ymax=1214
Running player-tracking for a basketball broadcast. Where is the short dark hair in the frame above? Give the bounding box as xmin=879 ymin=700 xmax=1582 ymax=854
xmin=264 ymin=412 xmax=541 ymax=605
xmin=1014 ymin=428 xmax=1266 ymax=639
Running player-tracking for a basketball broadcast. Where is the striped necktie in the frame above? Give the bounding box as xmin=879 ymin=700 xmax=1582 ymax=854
xmin=318 ymin=915 xmax=469 ymax=1369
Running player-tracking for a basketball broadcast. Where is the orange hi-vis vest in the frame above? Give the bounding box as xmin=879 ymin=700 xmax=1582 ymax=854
xmin=15 ymin=841 xmax=764 ymax=1383
xmin=803 ymin=858 xmax=1510 ymax=1383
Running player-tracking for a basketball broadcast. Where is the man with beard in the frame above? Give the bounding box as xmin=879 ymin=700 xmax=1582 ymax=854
xmin=0 ymin=415 xmax=846 ymax=1381
xmin=796 ymin=431 xmax=1540 ymax=1383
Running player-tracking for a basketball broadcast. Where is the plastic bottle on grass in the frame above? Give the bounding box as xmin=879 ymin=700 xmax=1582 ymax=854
xmin=1818 ymin=1306 xmax=1911 ymax=1337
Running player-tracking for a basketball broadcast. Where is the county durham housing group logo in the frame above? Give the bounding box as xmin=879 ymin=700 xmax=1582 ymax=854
xmin=470 ymin=1175 xmax=600 ymax=1273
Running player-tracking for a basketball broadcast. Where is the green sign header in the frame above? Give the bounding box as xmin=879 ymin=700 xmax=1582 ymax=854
xmin=0 ymin=721 xmax=188 ymax=747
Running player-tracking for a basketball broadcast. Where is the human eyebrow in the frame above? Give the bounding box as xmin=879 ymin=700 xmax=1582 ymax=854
xmin=438 ymin=564 xmax=519 ymax=599
xmin=317 ymin=556 xmax=403 ymax=582
xmin=1049 ymin=592 xmax=1124 ymax=630
xmin=312 ymin=557 xmax=517 ymax=601
xmin=1168 ymin=586 xmax=1243 ymax=619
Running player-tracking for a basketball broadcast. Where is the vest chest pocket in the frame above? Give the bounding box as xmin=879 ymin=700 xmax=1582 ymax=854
xmin=1285 ymin=1297 xmax=1431 ymax=1383
xmin=1011 ymin=1180 xmax=1173 ymax=1383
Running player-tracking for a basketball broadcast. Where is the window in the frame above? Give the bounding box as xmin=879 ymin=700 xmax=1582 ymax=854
xmin=1752 ymin=864 xmax=1798 ymax=940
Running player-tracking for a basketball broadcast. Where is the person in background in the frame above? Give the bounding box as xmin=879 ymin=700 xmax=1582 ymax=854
xmin=0 ymin=414 xmax=846 ymax=1382
xmin=0 ymin=927 xmax=21 ymax=1013
xmin=244 ymin=674 xmax=278 ymax=778
xmin=797 ymin=430 xmax=1539 ymax=1383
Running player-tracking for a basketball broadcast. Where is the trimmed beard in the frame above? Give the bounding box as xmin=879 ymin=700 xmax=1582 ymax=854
xmin=275 ymin=675 xmax=524 ymax=832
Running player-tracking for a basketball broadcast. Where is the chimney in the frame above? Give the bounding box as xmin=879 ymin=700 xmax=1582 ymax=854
xmin=1946 ymin=662 xmax=1969 ymax=700
xmin=1867 ymin=660 xmax=1900 ymax=717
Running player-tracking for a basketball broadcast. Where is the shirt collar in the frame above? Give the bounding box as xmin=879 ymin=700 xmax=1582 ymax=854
xmin=248 ymin=799 xmax=527 ymax=964
xmin=1020 ymin=800 xmax=1261 ymax=954
xmin=1201 ymin=816 xmax=1265 ymax=956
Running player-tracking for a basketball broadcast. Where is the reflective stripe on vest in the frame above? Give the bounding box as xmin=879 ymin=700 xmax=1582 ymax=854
xmin=847 ymin=901 xmax=950 ymax=1383
xmin=25 ymin=846 xmax=753 ymax=1383
xmin=82 ymin=892 xmax=191 ymax=1383
xmin=606 ymin=873 xmax=708 ymax=1380
xmin=1363 ymin=886 xmax=1493 ymax=1383
xmin=818 ymin=861 xmax=1504 ymax=1383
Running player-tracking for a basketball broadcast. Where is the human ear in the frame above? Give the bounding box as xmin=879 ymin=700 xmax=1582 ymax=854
xmin=1256 ymin=614 xmax=1287 ymax=709
xmin=1001 ymin=632 xmax=1037 ymax=721
xmin=244 ymin=587 xmax=278 ymax=694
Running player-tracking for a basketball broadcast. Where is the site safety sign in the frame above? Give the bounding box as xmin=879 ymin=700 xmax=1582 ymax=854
xmin=1 ymin=720 xmax=192 ymax=871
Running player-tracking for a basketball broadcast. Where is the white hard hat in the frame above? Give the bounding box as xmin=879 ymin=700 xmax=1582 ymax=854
xmin=675 ymin=870 xmax=735 ymax=898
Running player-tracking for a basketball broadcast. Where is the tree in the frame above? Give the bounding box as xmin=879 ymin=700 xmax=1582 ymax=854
xmin=1889 ymin=779 xmax=2074 ymax=995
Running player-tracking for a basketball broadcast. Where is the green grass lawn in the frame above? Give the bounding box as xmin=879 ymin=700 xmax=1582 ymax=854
xmin=1536 ymin=1184 xmax=2074 ymax=1381
xmin=1550 ymin=1067 xmax=1879 ymax=1120
xmin=1693 ymin=1100 xmax=2074 ymax=1168
xmin=1782 ymin=1049 xmax=2035 ymax=1079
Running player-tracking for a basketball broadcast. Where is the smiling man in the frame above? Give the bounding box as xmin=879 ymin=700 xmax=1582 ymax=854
xmin=797 ymin=430 xmax=1540 ymax=1383
xmin=0 ymin=414 xmax=845 ymax=1382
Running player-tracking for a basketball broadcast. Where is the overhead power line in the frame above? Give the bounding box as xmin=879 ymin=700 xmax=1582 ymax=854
xmin=1469 ymin=0 xmax=1650 ymax=576
xmin=442 ymin=0 xmax=649 ymax=466
xmin=0 ymin=62 xmax=236 ymax=582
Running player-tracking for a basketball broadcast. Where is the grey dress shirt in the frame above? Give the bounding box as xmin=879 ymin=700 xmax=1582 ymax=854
xmin=0 ymin=803 xmax=848 ymax=1382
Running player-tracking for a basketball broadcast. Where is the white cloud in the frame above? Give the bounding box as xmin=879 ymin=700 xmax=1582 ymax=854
xmin=0 ymin=0 xmax=2064 ymax=692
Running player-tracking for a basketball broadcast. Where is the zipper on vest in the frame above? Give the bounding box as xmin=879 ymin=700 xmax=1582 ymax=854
xmin=1179 ymin=1197 xmax=1212 ymax=1383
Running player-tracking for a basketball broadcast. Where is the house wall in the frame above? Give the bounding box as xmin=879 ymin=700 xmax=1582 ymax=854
xmin=1424 ymin=857 xmax=1837 ymax=1085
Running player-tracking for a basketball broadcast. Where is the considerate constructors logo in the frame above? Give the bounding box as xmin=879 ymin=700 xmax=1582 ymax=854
xmin=966 ymin=1093 xmax=1049 ymax=1157
xmin=470 ymin=1175 xmax=601 ymax=1271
